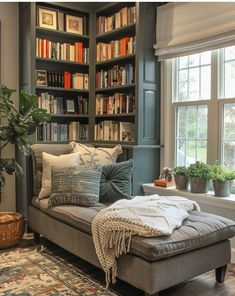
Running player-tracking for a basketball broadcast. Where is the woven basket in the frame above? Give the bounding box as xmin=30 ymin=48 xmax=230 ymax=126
xmin=0 ymin=212 xmax=25 ymax=249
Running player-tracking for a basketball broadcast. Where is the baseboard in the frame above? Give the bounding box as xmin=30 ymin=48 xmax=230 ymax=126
xmin=231 ymin=248 xmax=235 ymax=263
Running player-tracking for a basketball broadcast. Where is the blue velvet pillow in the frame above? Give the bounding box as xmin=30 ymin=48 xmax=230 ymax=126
xmin=99 ymin=159 xmax=133 ymax=203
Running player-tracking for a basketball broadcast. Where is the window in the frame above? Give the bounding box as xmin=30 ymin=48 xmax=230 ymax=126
xmin=162 ymin=46 xmax=235 ymax=176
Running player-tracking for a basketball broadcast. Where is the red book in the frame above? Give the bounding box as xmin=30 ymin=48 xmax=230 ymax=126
xmin=41 ymin=39 xmax=44 ymax=58
xmin=106 ymin=98 xmax=109 ymax=114
xmin=75 ymin=42 xmax=79 ymax=62
xmin=64 ymin=71 xmax=68 ymax=88
xmin=46 ymin=40 xmax=49 ymax=58
xmin=78 ymin=42 xmax=83 ymax=62
xmin=67 ymin=72 xmax=71 ymax=88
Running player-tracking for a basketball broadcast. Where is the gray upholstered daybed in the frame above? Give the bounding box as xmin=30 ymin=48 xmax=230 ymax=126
xmin=28 ymin=144 xmax=235 ymax=296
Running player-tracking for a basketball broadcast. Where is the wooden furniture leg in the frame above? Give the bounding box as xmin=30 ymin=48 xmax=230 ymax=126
xmin=215 ymin=265 xmax=227 ymax=283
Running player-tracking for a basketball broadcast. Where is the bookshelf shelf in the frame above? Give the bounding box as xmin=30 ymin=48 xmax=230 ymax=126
xmin=35 ymin=86 xmax=89 ymax=93
xmin=96 ymin=54 xmax=135 ymax=67
xmin=95 ymin=113 xmax=135 ymax=118
xmin=50 ymin=114 xmax=89 ymax=118
xmin=36 ymin=27 xmax=90 ymax=40
xmin=96 ymin=23 xmax=136 ymax=41
xmin=95 ymin=84 xmax=135 ymax=93
xmin=36 ymin=57 xmax=89 ymax=67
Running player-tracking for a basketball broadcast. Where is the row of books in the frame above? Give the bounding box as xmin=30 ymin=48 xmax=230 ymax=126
xmin=96 ymin=93 xmax=135 ymax=115
xmin=37 ymin=93 xmax=88 ymax=115
xmin=36 ymin=70 xmax=89 ymax=90
xmin=94 ymin=121 xmax=135 ymax=142
xmin=37 ymin=122 xmax=89 ymax=142
xmin=96 ymin=37 xmax=135 ymax=62
xmin=97 ymin=6 xmax=136 ymax=35
xmin=36 ymin=38 xmax=89 ymax=63
xmin=96 ymin=64 xmax=134 ymax=89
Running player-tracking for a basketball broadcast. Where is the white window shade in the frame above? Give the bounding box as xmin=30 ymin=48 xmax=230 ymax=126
xmin=155 ymin=3 xmax=235 ymax=60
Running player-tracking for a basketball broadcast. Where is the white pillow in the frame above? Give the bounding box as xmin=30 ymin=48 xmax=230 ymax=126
xmin=39 ymin=152 xmax=81 ymax=199
xmin=70 ymin=142 xmax=122 ymax=165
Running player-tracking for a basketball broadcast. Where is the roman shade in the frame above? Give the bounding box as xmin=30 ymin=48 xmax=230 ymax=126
xmin=155 ymin=3 xmax=235 ymax=60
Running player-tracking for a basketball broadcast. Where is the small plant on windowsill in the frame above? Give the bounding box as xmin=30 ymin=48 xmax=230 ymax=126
xmin=173 ymin=166 xmax=189 ymax=190
xmin=187 ymin=161 xmax=212 ymax=194
xmin=0 ymin=85 xmax=50 ymax=249
xmin=211 ymin=162 xmax=235 ymax=197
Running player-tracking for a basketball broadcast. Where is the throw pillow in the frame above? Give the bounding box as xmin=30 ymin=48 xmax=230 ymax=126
xmin=39 ymin=152 xmax=81 ymax=199
xmin=48 ymin=165 xmax=102 ymax=207
xmin=70 ymin=141 xmax=122 ymax=165
xmin=99 ymin=159 xmax=133 ymax=203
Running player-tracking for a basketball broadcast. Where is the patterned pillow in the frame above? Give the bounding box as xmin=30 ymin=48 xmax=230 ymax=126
xmin=99 ymin=159 xmax=133 ymax=203
xmin=48 ymin=165 xmax=102 ymax=207
xmin=39 ymin=152 xmax=81 ymax=199
xmin=70 ymin=142 xmax=122 ymax=165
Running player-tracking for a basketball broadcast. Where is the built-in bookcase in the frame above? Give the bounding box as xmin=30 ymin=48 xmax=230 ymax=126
xmin=18 ymin=2 xmax=161 ymax=217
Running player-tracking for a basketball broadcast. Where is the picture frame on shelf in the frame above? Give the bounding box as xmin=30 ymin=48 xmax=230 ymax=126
xmin=38 ymin=7 xmax=57 ymax=30
xmin=64 ymin=98 xmax=76 ymax=114
xmin=36 ymin=70 xmax=47 ymax=86
xmin=65 ymin=14 xmax=83 ymax=35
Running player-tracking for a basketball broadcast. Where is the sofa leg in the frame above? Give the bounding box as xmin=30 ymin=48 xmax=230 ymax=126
xmin=215 ymin=265 xmax=227 ymax=283
xmin=144 ymin=292 xmax=159 ymax=296
xmin=33 ymin=231 xmax=40 ymax=245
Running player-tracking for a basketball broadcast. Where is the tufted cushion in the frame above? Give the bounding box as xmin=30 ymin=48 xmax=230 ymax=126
xmin=99 ymin=159 xmax=133 ymax=203
xmin=31 ymin=144 xmax=73 ymax=196
xmin=48 ymin=165 xmax=102 ymax=207
xmin=70 ymin=141 xmax=123 ymax=165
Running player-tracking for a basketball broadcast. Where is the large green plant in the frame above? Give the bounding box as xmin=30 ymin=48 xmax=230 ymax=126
xmin=188 ymin=161 xmax=212 ymax=180
xmin=0 ymin=86 xmax=50 ymax=187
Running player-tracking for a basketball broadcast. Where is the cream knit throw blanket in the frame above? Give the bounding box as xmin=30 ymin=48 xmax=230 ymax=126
xmin=92 ymin=195 xmax=200 ymax=288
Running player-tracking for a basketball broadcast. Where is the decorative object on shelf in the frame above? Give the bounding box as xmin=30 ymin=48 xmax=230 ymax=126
xmin=65 ymin=14 xmax=83 ymax=35
xmin=65 ymin=98 xmax=76 ymax=114
xmin=154 ymin=167 xmax=175 ymax=187
xmin=35 ymin=70 xmax=47 ymax=86
xmin=188 ymin=161 xmax=212 ymax=194
xmin=211 ymin=162 xmax=235 ymax=197
xmin=0 ymin=212 xmax=25 ymax=249
xmin=0 ymin=86 xmax=50 ymax=248
xmin=173 ymin=166 xmax=189 ymax=190
xmin=38 ymin=6 xmax=57 ymax=30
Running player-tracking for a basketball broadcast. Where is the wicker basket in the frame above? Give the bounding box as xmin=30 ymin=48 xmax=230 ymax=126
xmin=0 ymin=212 xmax=25 ymax=249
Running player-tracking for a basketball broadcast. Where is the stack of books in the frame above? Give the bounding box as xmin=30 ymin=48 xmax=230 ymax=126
xmin=96 ymin=37 xmax=135 ymax=61
xmin=96 ymin=64 xmax=134 ymax=88
xmin=96 ymin=93 xmax=135 ymax=114
xmin=36 ymin=38 xmax=89 ymax=63
xmin=97 ymin=6 xmax=136 ymax=35
xmin=37 ymin=122 xmax=89 ymax=141
xmin=94 ymin=121 xmax=135 ymax=142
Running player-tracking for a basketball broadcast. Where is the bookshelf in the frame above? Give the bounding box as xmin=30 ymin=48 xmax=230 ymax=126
xmin=18 ymin=2 xmax=161 ymax=217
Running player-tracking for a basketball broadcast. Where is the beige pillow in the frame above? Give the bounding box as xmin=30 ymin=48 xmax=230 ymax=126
xmin=39 ymin=152 xmax=81 ymax=199
xmin=70 ymin=142 xmax=122 ymax=165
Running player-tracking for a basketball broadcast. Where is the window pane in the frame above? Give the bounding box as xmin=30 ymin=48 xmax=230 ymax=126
xmin=176 ymin=105 xmax=208 ymax=166
xmin=223 ymin=142 xmax=235 ymax=170
xmin=225 ymin=61 xmax=235 ymax=98
xmin=222 ymin=104 xmax=235 ymax=170
xmin=225 ymin=45 xmax=235 ymax=61
xmin=197 ymin=106 xmax=208 ymax=139
xmin=175 ymin=52 xmax=211 ymax=102
xmin=197 ymin=141 xmax=207 ymax=163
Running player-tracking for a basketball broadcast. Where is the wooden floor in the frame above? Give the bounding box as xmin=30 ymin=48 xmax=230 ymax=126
xmin=4 ymin=235 xmax=235 ymax=296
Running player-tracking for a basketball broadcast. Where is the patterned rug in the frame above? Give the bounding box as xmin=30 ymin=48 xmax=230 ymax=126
xmin=0 ymin=247 xmax=117 ymax=296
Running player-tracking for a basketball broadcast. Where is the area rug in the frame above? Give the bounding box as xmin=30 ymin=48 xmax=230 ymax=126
xmin=0 ymin=247 xmax=118 ymax=295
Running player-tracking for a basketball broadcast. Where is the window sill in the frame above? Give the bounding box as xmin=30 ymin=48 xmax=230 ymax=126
xmin=142 ymin=183 xmax=235 ymax=211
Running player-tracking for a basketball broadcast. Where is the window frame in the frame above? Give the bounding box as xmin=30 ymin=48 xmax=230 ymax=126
xmin=161 ymin=48 xmax=235 ymax=193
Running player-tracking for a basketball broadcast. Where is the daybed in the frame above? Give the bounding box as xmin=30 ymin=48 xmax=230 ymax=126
xmin=28 ymin=143 xmax=235 ymax=296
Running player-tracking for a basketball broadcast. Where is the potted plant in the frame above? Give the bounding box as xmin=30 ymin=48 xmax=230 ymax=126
xmin=211 ymin=162 xmax=235 ymax=197
xmin=173 ymin=166 xmax=189 ymax=190
xmin=0 ymin=86 xmax=50 ymax=248
xmin=188 ymin=161 xmax=212 ymax=194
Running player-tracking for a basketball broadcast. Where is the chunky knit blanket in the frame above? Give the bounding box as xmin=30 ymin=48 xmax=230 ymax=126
xmin=92 ymin=195 xmax=200 ymax=287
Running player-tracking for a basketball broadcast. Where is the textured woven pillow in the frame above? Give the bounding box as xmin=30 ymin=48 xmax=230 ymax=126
xmin=70 ymin=141 xmax=122 ymax=165
xmin=99 ymin=159 xmax=133 ymax=203
xmin=48 ymin=165 xmax=102 ymax=207
xmin=39 ymin=152 xmax=81 ymax=199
